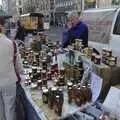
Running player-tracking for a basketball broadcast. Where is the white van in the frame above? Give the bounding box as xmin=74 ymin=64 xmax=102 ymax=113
xmin=81 ymin=8 xmax=120 ymax=63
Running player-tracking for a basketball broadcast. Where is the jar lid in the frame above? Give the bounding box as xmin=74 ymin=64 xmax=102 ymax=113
xmin=32 ymin=66 xmax=37 ymax=69
xmin=31 ymin=83 xmax=37 ymax=88
xmin=56 ymin=95 xmax=60 ymax=99
xmin=52 ymin=87 xmax=57 ymax=91
xmin=60 ymin=67 xmax=65 ymax=71
xmin=42 ymin=87 xmax=47 ymax=90
xmin=24 ymin=61 xmax=28 ymax=64
xmin=109 ymin=57 xmax=116 ymax=61
xmin=38 ymin=80 xmax=42 ymax=82
xmin=67 ymin=82 xmax=73 ymax=86
xmin=73 ymin=84 xmax=77 ymax=87
xmin=92 ymin=53 xmax=96 ymax=56
xmin=42 ymin=70 xmax=46 ymax=73
xmin=43 ymin=89 xmax=48 ymax=93
xmin=96 ymin=55 xmax=101 ymax=59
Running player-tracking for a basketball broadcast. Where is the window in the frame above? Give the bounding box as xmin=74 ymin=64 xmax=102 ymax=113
xmin=113 ymin=12 xmax=120 ymax=35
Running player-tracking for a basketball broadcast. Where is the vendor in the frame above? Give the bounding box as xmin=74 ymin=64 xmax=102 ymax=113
xmin=62 ymin=12 xmax=88 ymax=48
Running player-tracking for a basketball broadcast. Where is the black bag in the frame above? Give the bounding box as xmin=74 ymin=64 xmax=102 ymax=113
xmin=16 ymin=83 xmax=27 ymax=120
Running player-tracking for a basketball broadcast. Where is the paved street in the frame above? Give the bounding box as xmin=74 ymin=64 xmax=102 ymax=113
xmin=45 ymin=26 xmax=65 ymax=42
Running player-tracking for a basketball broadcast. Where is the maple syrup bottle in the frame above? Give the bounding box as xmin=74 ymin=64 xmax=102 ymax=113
xmin=68 ymin=87 xmax=73 ymax=104
xmin=42 ymin=88 xmax=49 ymax=104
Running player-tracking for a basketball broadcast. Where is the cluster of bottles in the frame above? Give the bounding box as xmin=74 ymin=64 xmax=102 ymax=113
xmin=42 ymin=86 xmax=64 ymax=116
xmin=67 ymin=82 xmax=92 ymax=106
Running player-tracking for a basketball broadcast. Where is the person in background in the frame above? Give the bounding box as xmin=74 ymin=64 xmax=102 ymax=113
xmin=61 ymin=12 xmax=88 ymax=48
xmin=15 ymin=21 xmax=25 ymax=43
xmin=0 ymin=17 xmax=22 ymax=120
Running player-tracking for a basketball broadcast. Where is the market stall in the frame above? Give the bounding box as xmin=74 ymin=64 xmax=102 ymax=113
xmin=18 ymin=34 xmax=120 ymax=120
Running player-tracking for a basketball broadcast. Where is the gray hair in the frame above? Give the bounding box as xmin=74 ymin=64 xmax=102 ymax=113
xmin=67 ymin=11 xmax=79 ymax=18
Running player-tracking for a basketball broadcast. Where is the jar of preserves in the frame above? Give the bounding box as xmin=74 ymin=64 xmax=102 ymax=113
xmin=68 ymin=87 xmax=73 ymax=104
xmin=41 ymin=70 xmax=47 ymax=79
xmin=75 ymin=87 xmax=83 ymax=106
xmin=67 ymin=82 xmax=73 ymax=89
xmin=60 ymin=67 xmax=65 ymax=76
xmin=54 ymin=95 xmax=63 ymax=116
xmin=54 ymin=79 xmax=59 ymax=86
xmin=32 ymin=67 xmax=37 ymax=74
xmin=102 ymin=48 xmax=107 ymax=56
xmin=47 ymin=71 xmax=52 ymax=81
xmin=42 ymin=89 xmax=49 ymax=104
xmin=106 ymin=49 xmax=112 ymax=57
xmin=91 ymin=53 xmax=96 ymax=62
xmin=42 ymin=59 xmax=47 ymax=70
xmin=94 ymin=55 xmax=101 ymax=65
xmin=59 ymin=76 xmax=65 ymax=86
xmin=37 ymin=80 xmax=42 ymax=88
xmin=48 ymin=87 xmax=57 ymax=109
xmin=108 ymin=57 xmax=117 ymax=66
xmin=72 ymin=84 xmax=77 ymax=99
xmin=42 ymin=79 xmax=47 ymax=87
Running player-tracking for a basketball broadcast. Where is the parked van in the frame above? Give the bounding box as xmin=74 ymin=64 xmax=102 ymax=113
xmin=81 ymin=8 xmax=120 ymax=63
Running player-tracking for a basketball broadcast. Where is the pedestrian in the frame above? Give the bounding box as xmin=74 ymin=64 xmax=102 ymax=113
xmin=15 ymin=21 xmax=25 ymax=43
xmin=0 ymin=17 xmax=22 ymax=120
xmin=61 ymin=11 xmax=88 ymax=48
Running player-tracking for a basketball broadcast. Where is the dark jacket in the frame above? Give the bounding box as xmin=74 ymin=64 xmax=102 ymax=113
xmin=62 ymin=21 xmax=88 ymax=48
xmin=15 ymin=25 xmax=25 ymax=41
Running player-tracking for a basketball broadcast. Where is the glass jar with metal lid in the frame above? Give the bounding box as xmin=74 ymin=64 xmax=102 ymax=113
xmin=48 ymin=87 xmax=57 ymax=109
xmin=91 ymin=53 xmax=96 ymax=62
xmin=75 ymin=87 xmax=83 ymax=106
xmin=72 ymin=84 xmax=77 ymax=99
xmin=94 ymin=55 xmax=101 ymax=65
xmin=108 ymin=57 xmax=117 ymax=66
xmin=41 ymin=70 xmax=47 ymax=79
xmin=32 ymin=66 xmax=37 ymax=74
xmin=37 ymin=80 xmax=42 ymax=88
xmin=106 ymin=49 xmax=112 ymax=57
xmin=42 ymin=79 xmax=47 ymax=87
xmin=67 ymin=82 xmax=73 ymax=89
xmin=54 ymin=95 xmax=63 ymax=116
xmin=68 ymin=87 xmax=73 ymax=104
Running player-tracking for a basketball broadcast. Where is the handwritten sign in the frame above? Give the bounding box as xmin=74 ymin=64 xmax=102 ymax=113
xmin=91 ymin=72 xmax=103 ymax=102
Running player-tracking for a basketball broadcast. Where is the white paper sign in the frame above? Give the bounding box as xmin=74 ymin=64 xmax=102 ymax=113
xmin=44 ymin=22 xmax=50 ymax=30
xmin=103 ymin=87 xmax=120 ymax=119
xmin=91 ymin=72 xmax=103 ymax=102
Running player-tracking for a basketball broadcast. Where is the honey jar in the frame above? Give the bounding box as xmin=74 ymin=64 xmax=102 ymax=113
xmin=48 ymin=87 xmax=57 ymax=109
xmin=59 ymin=67 xmax=65 ymax=76
xmin=41 ymin=70 xmax=47 ymax=79
xmin=42 ymin=59 xmax=47 ymax=70
xmin=42 ymin=79 xmax=47 ymax=86
xmin=37 ymin=80 xmax=42 ymax=88
xmin=67 ymin=82 xmax=73 ymax=89
xmin=32 ymin=66 xmax=37 ymax=74
xmin=42 ymin=88 xmax=49 ymax=104
xmin=68 ymin=87 xmax=73 ymax=104
xmin=94 ymin=55 xmax=101 ymax=65
xmin=75 ymin=87 xmax=83 ymax=106
xmin=59 ymin=76 xmax=65 ymax=86
xmin=54 ymin=79 xmax=59 ymax=86
xmin=106 ymin=49 xmax=112 ymax=57
xmin=108 ymin=57 xmax=117 ymax=66
xmin=102 ymin=48 xmax=107 ymax=56
xmin=72 ymin=84 xmax=77 ymax=99
xmin=91 ymin=53 xmax=96 ymax=62
xmin=47 ymin=71 xmax=52 ymax=80
xmin=54 ymin=95 xmax=62 ymax=116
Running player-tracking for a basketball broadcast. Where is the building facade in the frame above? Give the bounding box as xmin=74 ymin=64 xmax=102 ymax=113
xmin=55 ymin=0 xmax=78 ymax=25
xmin=1 ymin=0 xmax=18 ymax=20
